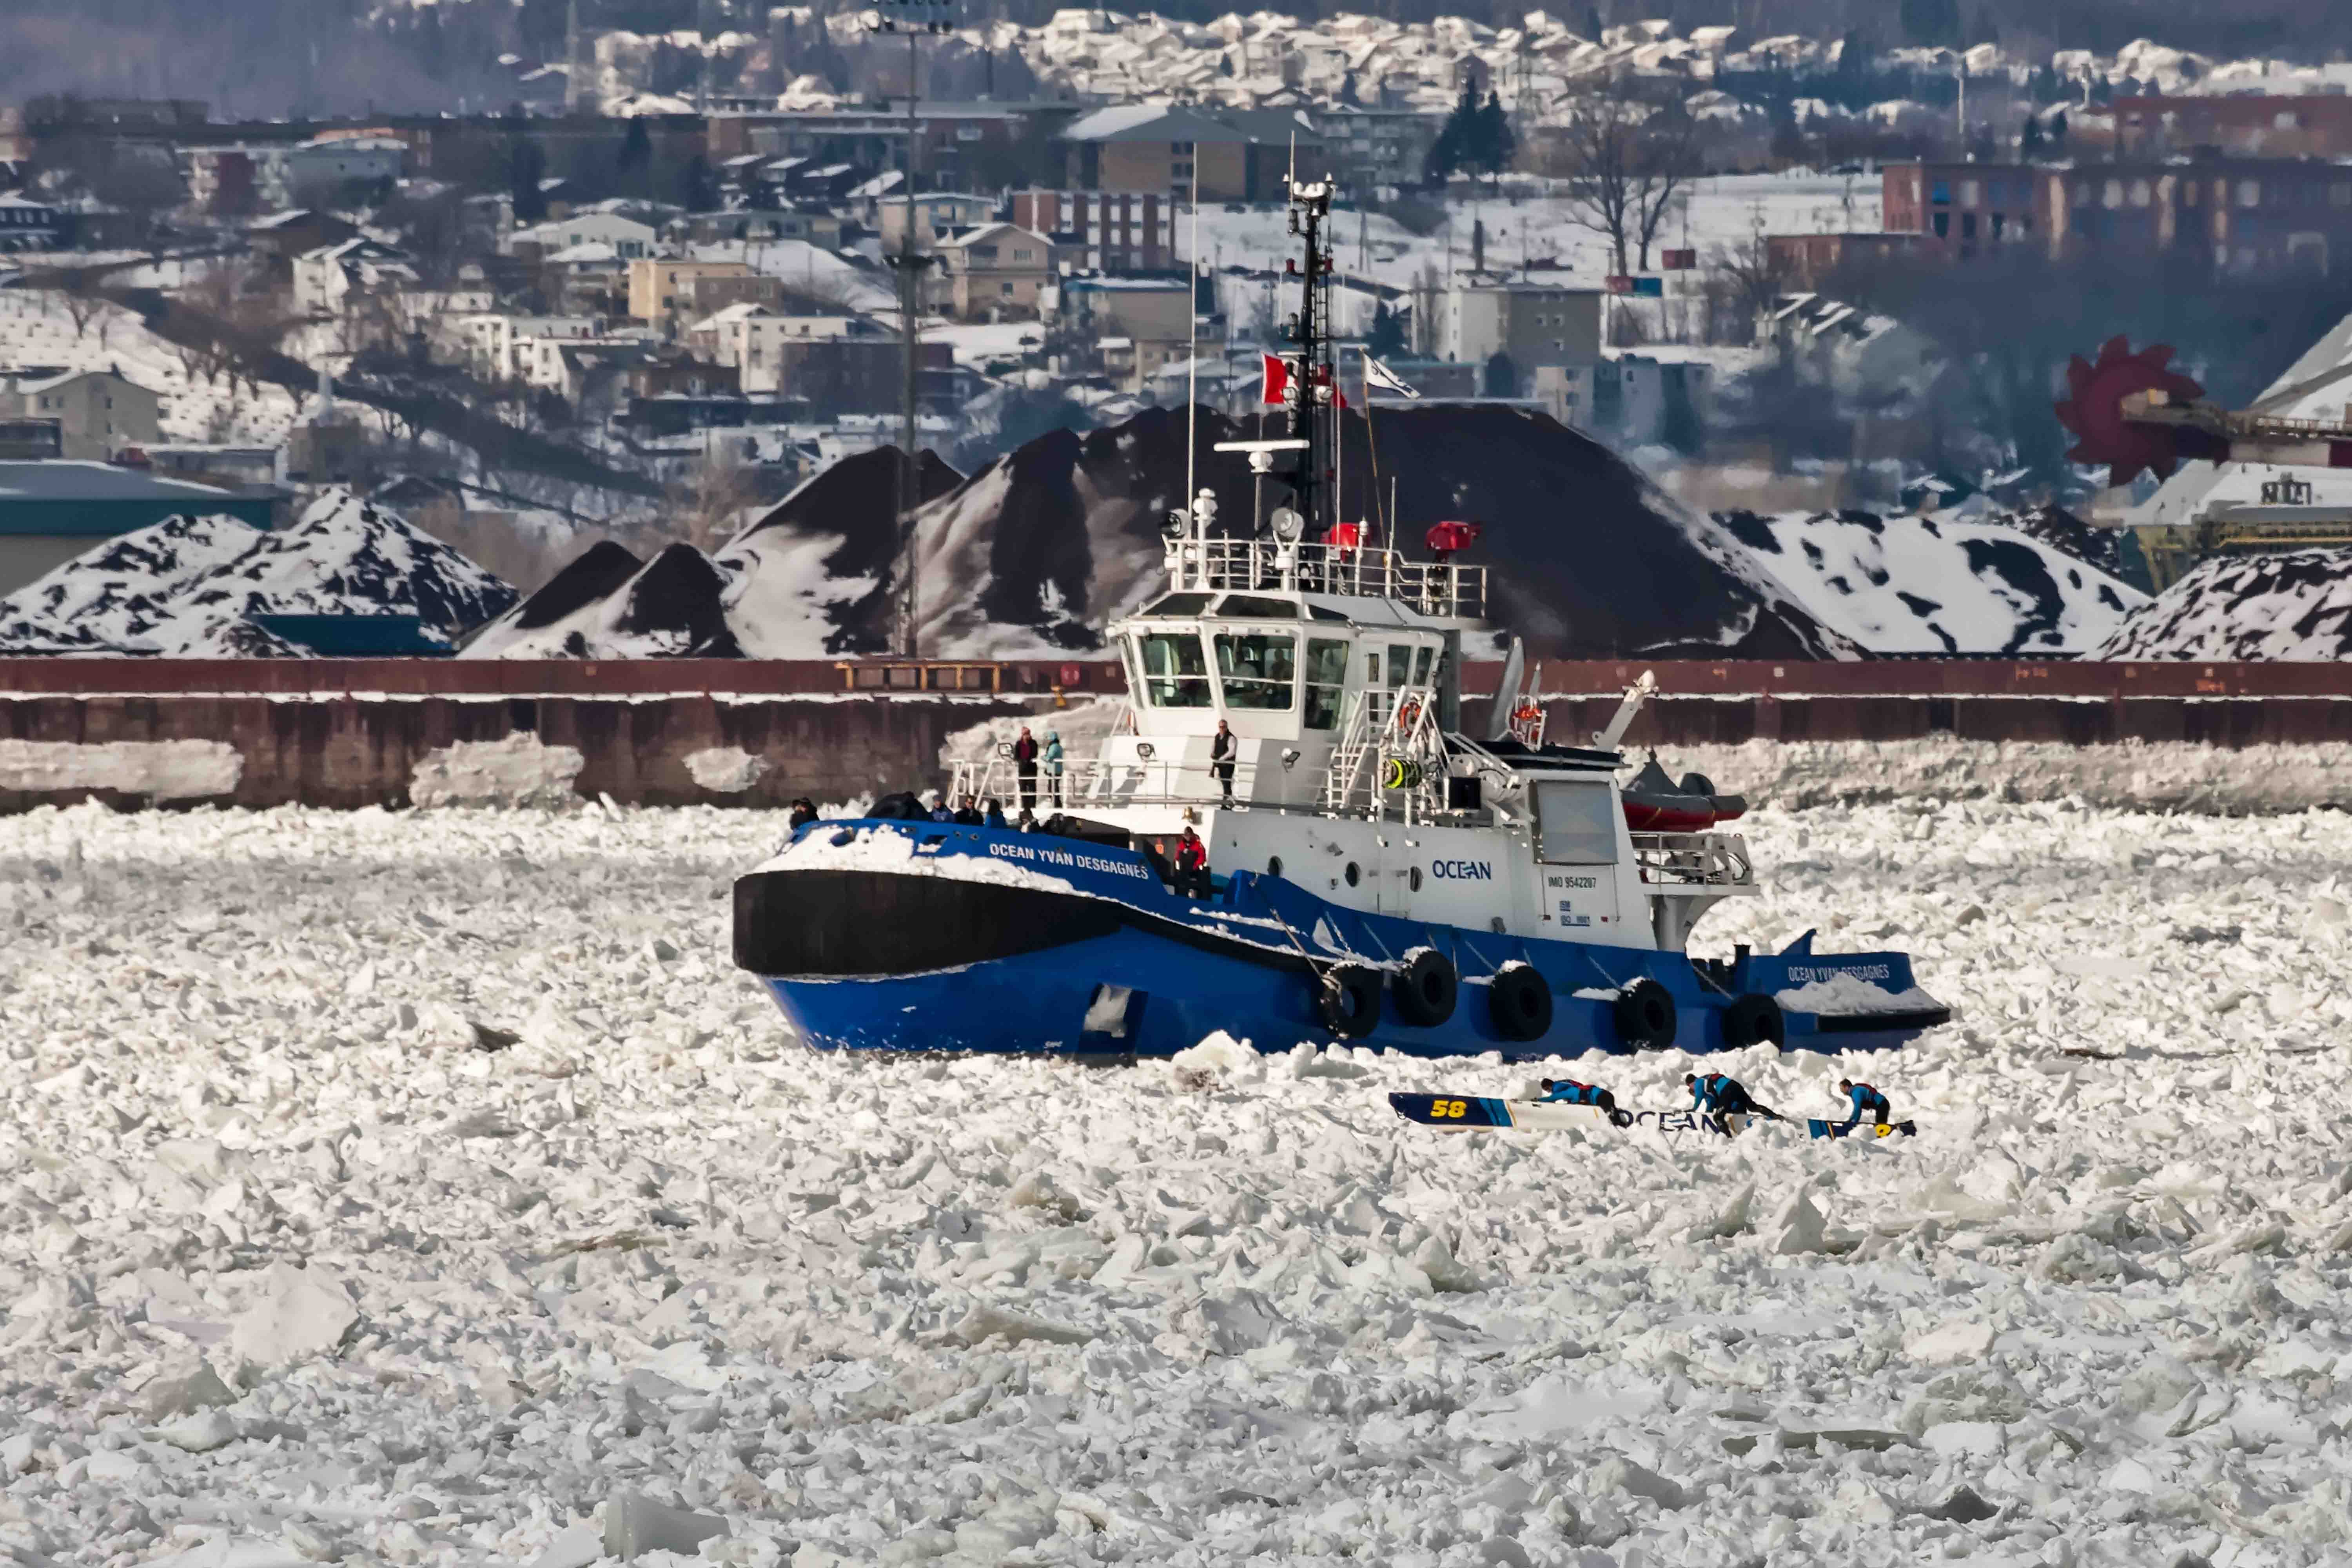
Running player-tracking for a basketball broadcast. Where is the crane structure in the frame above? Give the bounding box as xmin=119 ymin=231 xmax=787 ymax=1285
xmin=2057 ymin=335 xmax=2352 ymax=487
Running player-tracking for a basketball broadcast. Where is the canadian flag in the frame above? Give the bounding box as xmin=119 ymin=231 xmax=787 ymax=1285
xmin=1260 ymin=353 xmax=1290 ymax=405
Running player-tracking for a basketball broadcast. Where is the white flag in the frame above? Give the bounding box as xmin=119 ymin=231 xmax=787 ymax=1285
xmin=1364 ymin=356 xmax=1421 ymax=399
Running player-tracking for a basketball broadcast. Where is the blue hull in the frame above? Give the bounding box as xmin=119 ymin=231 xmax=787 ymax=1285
xmin=739 ymin=821 xmax=1948 ymax=1062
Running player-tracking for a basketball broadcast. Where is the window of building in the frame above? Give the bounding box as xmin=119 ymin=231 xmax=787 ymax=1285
xmin=2186 ymin=181 xmax=2203 ymax=207
xmin=1991 ymin=212 xmax=2006 ymax=239
xmin=2130 ymin=179 xmax=2151 ymax=208
xmin=1931 ymin=179 xmax=1949 ymax=203
xmin=1960 ymin=179 xmax=1980 ymax=205
xmin=1961 ymin=213 xmax=1977 ymax=239
xmin=1933 ymin=212 xmax=1949 ymax=238
xmin=2103 ymin=179 xmax=2123 ymax=209
xmin=2239 ymin=179 xmax=2262 ymax=208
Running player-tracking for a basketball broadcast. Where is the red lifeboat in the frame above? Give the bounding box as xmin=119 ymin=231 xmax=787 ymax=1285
xmin=1621 ymin=757 xmax=1747 ymax=833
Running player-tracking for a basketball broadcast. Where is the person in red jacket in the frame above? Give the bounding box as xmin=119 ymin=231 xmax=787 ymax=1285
xmin=1173 ymin=824 xmax=1211 ymax=899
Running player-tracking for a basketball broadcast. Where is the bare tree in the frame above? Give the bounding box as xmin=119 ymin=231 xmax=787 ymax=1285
xmin=677 ymin=449 xmax=764 ymax=552
xmin=1709 ymin=224 xmax=1797 ymax=346
xmin=34 ymin=269 xmax=109 ymax=341
xmin=1550 ymin=78 xmax=1701 ymax=278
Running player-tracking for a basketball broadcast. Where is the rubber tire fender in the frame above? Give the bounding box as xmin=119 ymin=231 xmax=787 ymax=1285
xmin=1612 ymin=977 xmax=1678 ymax=1050
xmin=1391 ymin=948 xmax=1459 ymax=1027
xmin=1316 ymin=962 xmax=1383 ymax=1039
xmin=1487 ymin=964 xmax=1553 ymax=1043
xmin=1720 ymin=992 xmax=1786 ymax=1049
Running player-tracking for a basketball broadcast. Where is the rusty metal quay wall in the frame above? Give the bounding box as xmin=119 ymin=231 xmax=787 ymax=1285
xmin=2 ymin=659 xmax=2348 ymax=812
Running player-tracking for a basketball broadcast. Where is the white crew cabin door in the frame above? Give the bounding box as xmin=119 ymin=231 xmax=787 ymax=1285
xmin=1532 ymin=778 xmax=1624 ymax=936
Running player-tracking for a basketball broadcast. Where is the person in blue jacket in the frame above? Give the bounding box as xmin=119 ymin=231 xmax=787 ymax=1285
xmin=1686 ymin=1071 xmax=1782 ymax=1124
xmin=1537 ymin=1078 xmax=1617 ymax=1115
xmin=1836 ymin=1078 xmax=1893 ymax=1132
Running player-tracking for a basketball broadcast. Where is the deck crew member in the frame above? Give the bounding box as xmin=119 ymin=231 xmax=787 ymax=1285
xmin=787 ymin=797 xmax=818 ymax=831
xmin=1686 ymin=1071 xmax=1781 ymax=1125
xmin=1537 ymin=1078 xmax=1619 ymax=1116
xmin=1210 ymin=719 xmax=1236 ymax=805
xmin=1042 ymin=730 xmax=1065 ymax=807
xmin=1011 ymin=726 xmax=1040 ymax=812
xmin=1835 ymin=1078 xmax=1893 ymax=1134
xmin=1173 ymin=825 xmax=1212 ymax=899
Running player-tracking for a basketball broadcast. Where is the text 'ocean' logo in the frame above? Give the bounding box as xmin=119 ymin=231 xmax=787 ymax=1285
xmin=1430 ymin=860 xmax=1494 ymax=880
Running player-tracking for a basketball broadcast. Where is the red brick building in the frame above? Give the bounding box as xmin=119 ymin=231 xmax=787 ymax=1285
xmin=1764 ymin=231 xmax=1925 ymax=286
xmin=1011 ymin=191 xmax=1176 ymax=273
xmin=2111 ymin=96 xmax=2352 ymax=160
xmin=1885 ymin=159 xmax=2352 ymax=273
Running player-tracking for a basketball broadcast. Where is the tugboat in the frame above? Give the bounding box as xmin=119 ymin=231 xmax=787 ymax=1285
xmin=732 ymin=176 xmax=1949 ymax=1060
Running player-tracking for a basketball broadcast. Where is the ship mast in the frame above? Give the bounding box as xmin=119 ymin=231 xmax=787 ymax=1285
xmin=1201 ymin=174 xmax=1335 ymax=559
xmin=1279 ymin=176 xmax=1334 ymax=537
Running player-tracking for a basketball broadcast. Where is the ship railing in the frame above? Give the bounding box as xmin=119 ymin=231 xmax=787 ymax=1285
xmin=1323 ymin=681 xmax=1448 ymax=818
xmin=1630 ymin=831 xmax=1757 ymax=892
xmin=1165 ymin=538 xmax=1486 ymax=619
xmin=947 ymin=753 xmax=1263 ymax=812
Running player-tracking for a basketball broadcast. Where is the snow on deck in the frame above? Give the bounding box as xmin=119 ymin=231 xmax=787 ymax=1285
xmin=4 ymin=798 xmax=2350 ymax=1564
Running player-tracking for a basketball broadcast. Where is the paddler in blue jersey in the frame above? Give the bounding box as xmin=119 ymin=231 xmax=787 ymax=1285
xmin=1835 ymin=1078 xmax=1894 ymax=1134
xmin=1686 ymin=1071 xmax=1782 ymax=1125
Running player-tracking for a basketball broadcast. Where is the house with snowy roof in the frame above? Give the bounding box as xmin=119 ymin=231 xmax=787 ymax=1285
xmin=508 ymin=211 xmax=658 ymax=262
xmin=1059 ymin=105 xmax=1323 ymax=201
xmin=931 ymin=224 xmax=1057 ymax=320
xmin=0 ymin=368 xmax=161 ymax=463
xmin=0 ymin=193 xmax=64 ymax=252
xmin=291 ymin=237 xmax=419 ymax=320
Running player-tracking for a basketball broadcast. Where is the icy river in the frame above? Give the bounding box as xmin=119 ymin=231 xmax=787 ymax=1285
xmin=3 ymin=799 xmax=2348 ymax=1568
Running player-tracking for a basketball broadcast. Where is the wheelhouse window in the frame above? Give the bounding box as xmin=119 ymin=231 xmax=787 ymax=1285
xmin=1213 ymin=631 xmax=1297 ymax=710
xmin=1413 ymin=645 xmax=1436 ymax=686
xmin=1216 ymin=593 xmax=1298 ymax=618
xmin=1303 ymin=637 xmax=1349 ymax=729
xmin=1386 ymin=642 xmax=1412 ymax=687
xmin=1136 ymin=632 xmax=1212 ymax=707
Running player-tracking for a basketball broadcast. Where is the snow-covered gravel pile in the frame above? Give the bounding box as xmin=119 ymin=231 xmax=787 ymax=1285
xmin=5 ymin=799 xmax=2351 ymax=1568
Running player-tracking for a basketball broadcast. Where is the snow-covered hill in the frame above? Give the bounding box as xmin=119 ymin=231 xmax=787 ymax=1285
xmin=463 ymin=449 xmax=962 ymax=660
xmin=1712 ymin=508 xmax=2147 ymax=656
xmin=478 ymin=407 xmax=1849 ymax=661
xmin=0 ymin=490 xmax=517 ymax=655
xmin=2091 ymin=548 xmax=2352 ymax=661
xmin=0 ymin=512 xmax=267 ymax=653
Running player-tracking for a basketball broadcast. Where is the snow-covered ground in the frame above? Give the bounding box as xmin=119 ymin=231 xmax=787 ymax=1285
xmin=1189 ymin=172 xmax=1882 ymax=291
xmin=0 ymin=289 xmax=304 ymax=448
xmin=5 ymin=797 xmax=2351 ymax=1568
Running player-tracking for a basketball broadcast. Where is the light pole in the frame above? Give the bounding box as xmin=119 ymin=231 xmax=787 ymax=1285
xmin=876 ymin=0 xmax=955 ymax=660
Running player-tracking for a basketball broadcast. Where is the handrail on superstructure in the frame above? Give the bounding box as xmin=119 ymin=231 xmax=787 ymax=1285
xmin=1163 ymin=537 xmax=1487 ymax=621
xmin=1630 ymin=831 xmax=1758 ymax=892
xmin=949 ymin=753 xmax=1263 ymax=812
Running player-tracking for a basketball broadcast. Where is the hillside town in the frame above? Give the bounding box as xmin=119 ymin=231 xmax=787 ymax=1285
xmin=5 ymin=8 xmax=2352 ymax=648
